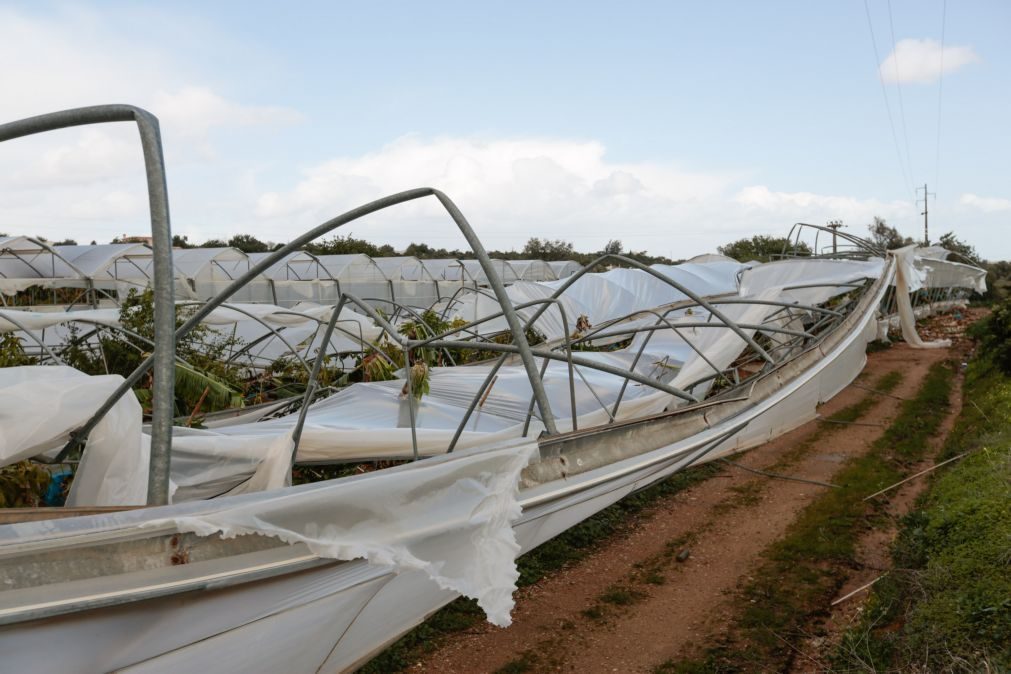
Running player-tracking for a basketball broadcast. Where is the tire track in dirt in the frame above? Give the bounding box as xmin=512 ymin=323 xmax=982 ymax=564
xmin=414 ymin=344 xmax=951 ymax=673
xmin=789 ymin=336 xmax=973 ymax=672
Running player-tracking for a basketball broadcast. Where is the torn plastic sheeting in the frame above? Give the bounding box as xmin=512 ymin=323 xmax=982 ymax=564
xmin=0 ymin=366 xmax=149 ymax=506
xmin=0 ymin=308 xmax=122 ymax=333
xmin=891 ymin=248 xmax=951 ymax=349
xmin=738 ymin=258 xmax=885 ymax=306
xmin=0 ymin=302 xmax=379 ymax=335
xmin=670 ymin=292 xmax=781 ymax=396
xmin=168 ymin=430 xmax=293 ymax=502
xmin=442 ymin=260 xmax=747 ymax=340
xmin=163 ymin=356 xmax=680 ymax=500
xmin=168 ymin=290 xmax=782 ymax=496
xmin=439 ymin=281 xmax=591 ymax=341
xmin=0 ymin=278 xmax=86 ymax=296
xmin=918 ymin=257 xmax=987 ymax=294
xmin=144 ymin=440 xmax=539 ymax=627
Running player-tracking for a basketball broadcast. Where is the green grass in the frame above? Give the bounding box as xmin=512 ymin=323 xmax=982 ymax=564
xmin=494 ymin=651 xmax=540 ymax=674
xmin=836 ymin=352 xmax=1011 ymax=672
xmin=712 ymin=479 xmax=764 ymax=515
xmin=866 ymin=339 xmax=894 ymax=353
xmin=873 ymin=360 xmax=953 ymax=461
xmin=659 ymin=361 xmax=956 ymax=673
xmin=768 ymin=368 xmax=904 ymax=471
xmin=600 ymin=584 xmax=646 ymax=606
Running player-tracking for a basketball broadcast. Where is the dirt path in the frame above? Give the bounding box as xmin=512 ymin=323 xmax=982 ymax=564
xmin=789 ymin=328 xmax=976 ymax=672
xmin=414 ymin=342 xmax=959 ymax=673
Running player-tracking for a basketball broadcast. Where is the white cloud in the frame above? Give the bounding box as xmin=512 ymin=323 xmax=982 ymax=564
xmin=735 ymin=185 xmax=913 ymax=222
xmin=68 ymin=191 xmax=145 ymax=220
xmin=254 ymin=135 xmax=736 ymax=247
xmin=10 ymin=129 xmax=140 ymax=189
xmin=880 ymin=39 xmax=979 ymax=85
xmin=251 ymin=136 xmax=918 ymax=253
xmin=152 ymin=87 xmax=303 ymax=140
xmin=960 ymin=193 xmax=1011 ymax=213
xmin=0 ymin=7 xmax=301 ymax=238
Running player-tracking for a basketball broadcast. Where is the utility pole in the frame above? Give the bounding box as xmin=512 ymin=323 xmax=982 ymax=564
xmin=826 ymin=220 xmax=844 ymax=254
xmin=916 ymin=184 xmax=935 ymax=246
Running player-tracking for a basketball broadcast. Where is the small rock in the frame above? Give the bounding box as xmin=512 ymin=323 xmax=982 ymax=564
xmin=676 ymin=548 xmax=691 ymax=562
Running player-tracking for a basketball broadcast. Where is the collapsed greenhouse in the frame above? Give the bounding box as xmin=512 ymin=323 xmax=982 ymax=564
xmin=0 ymin=105 xmax=990 ymax=673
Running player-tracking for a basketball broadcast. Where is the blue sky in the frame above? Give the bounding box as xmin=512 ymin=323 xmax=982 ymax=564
xmin=0 ymin=1 xmax=1007 ymax=258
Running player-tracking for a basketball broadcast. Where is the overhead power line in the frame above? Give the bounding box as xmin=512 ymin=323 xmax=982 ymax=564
xmin=887 ymin=0 xmax=916 ymax=191
xmin=862 ymin=0 xmax=914 ymax=197
xmin=935 ymin=0 xmax=948 ymax=195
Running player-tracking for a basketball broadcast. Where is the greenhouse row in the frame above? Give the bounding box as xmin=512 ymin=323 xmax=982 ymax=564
xmin=0 ymin=235 xmax=580 ymax=309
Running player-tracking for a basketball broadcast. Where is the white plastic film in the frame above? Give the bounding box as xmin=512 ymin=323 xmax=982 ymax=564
xmin=144 ymin=440 xmax=538 ymax=627
xmin=0 ymin=366 xmax=148 ymax=506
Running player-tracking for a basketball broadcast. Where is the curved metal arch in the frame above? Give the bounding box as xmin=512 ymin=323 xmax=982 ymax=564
xmin=357 ymin=296 xmax=465 ymax=367
xmin=175 ymin=301 xmax=313 ymax=375
xmin=0 ymin=311 xmax=65 ymax=364
xmin=593 ymin=307 xmax=737 ymax=419
xmin=262 ymin=311 xmax=388 ymax=365
xmin=47 ymin=320 xmax=203 ymax=378
xmin=425 ymin=284 xmax=532 ymax=342
xmin=782 ymin=222 xmax=884 ymax=258
xmin=62 ymin=187 xmax=560 ymax=484
xmin=525 ymin=253 xmax=777 ymax=365
xmin=423 ymin=339 xmax=700 ymax=404
xmin=0 ymin=105 xmax=175 ymax=505
xmin=578 ymin=321 xmax=813 ymax=344
xmin=0 ymin=236 xmax=91 ymax=282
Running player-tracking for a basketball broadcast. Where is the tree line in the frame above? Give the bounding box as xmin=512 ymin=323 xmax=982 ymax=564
xmin=6 ymin=218 xmax=984 ymax=270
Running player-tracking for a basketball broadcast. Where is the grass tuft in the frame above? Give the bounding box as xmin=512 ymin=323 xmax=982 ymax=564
xmin=494 ymin=651 xmax=539 ymax=674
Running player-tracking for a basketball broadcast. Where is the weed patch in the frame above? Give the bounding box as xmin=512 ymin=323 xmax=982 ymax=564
xmin=600 ymin=584 xmax=646 ymax=606
xmin=494 ymin=650 xmax=539 ymax=674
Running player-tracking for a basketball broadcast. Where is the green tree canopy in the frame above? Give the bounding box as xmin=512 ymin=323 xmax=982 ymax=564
xmin=867 ymin=217 xmax=915 ymax=251
xmin=521 ymin=237 xmax=575 ymax=261
xmin=602 ymin=239 xmax=623 ymax=256
xmin=227 ymin=234 xmax=272 ymax=253
xmin=306 ymin=234 xmax=395 ymax=257
xmin=717 ymin=235 xmax=809 ymax=263
xmin=937 ymin=231 xmax=982 ymax=265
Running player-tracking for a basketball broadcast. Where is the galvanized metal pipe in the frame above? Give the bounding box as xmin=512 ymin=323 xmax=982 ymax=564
xmin=175 ymin=302 xmax=313 ymax=374
xmin=0 ymin=105 xmax=175 ymax=506
xmin=64 ymin=188 xmax=560 ymax=477
xmin=424 ymin=339 xmax=700 ymax=404
xmin=290 ymin=296 xmax=348 ymax=471
xmin=524 ymin=254 xmax=778 ymax=365
xmin=0 ymin=311 xmax=65 ymax=364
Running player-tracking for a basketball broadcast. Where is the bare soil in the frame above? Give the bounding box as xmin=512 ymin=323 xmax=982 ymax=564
xmin=788 ymin=315 xmax=980 ymax=673
xmin=413 ymin=319 xmax=974 ymax=674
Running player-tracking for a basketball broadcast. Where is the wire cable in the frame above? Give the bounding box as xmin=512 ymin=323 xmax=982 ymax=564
xmin=934 ymin=0 xmax=948 ymax=194
xmin=887 ymin=0 xmax=916 ymax=192
xmin=863 ymin=0 xmax=914 ymax=196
